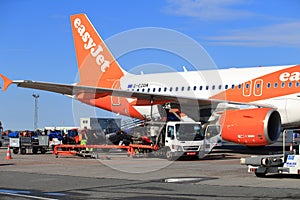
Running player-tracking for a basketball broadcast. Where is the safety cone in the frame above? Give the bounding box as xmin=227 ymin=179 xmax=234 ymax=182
xmin=290 ymin=143 xmax=293 ymax=152
xmin=5 ymin=145 xmax=12 ymax=160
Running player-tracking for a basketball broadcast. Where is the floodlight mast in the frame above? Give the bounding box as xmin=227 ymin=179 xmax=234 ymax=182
xmin=32 ymin=93 xmax=39 ymax=130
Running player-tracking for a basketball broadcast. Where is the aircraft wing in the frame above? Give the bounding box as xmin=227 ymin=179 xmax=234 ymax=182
xmin=2 ymin=78 xmax=217 ymax=104
xmin=0 ymin=75 xmax=270 ymax=108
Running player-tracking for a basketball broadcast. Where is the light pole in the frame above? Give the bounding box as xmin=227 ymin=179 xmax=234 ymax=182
xmin=32 ymin=94 xmax=39 ymax=130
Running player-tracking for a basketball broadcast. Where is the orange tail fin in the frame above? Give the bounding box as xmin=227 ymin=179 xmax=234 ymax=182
xmin=70 ymin=14 xmax=124 ymax=88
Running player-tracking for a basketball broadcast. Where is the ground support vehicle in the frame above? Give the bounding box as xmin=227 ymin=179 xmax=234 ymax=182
xmin=2 ymin=135 xmax=9 ymax=147
xmin=241 ymin=129 xmax=300 ymax=177
xmin=140 ymin=121 xmax=221 ymax=160
xmin=0 ymin=132 xmax=3 ymax=147
xmin=47 ymin=128 xmax=80 ymax=150
xmin=53 ymin=120 xmax=221 ymax=160
xmin=53 ymin=144 xmax=157 ymax=158
xmin=9 ymin=135 xmax=49 ymax=154
xmin=31 ymin=135 xmax=49 ymax=154
xmin=2 ymin=135 xmax=10 ymax=147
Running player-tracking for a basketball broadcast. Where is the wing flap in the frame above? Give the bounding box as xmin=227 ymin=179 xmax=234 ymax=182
xmin=14 ymin=80 xmax=75 ymax=95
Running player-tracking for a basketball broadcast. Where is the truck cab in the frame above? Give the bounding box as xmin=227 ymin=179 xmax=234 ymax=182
xmin=164 ymin=121 xmax=220 ymax=160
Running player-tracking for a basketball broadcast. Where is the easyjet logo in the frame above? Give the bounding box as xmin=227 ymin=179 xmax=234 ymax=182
xmin=279 ymin=72 xmax=300 ymax=82
xmin=74 ymin=18 xmax=110 ymax=72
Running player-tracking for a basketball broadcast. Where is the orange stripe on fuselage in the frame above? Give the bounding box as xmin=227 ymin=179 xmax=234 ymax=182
xmin=210 ymin=64 xmax=300 ymax=102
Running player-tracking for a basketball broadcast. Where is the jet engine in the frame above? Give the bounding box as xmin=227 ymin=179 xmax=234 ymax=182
xmin=219 ymin=108 xmax=281 ymax=146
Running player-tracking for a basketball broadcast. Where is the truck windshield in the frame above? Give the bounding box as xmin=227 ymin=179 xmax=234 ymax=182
xmin=175 ymin=124 xmax=204 ymax=141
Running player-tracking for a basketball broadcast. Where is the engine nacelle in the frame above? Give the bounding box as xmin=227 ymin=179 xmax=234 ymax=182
xmin=219 ymin=108 xmax=281 ymax=146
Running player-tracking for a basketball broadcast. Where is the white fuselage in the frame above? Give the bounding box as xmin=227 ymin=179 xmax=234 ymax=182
xmin=120 ymin=65 xmax=300 ymax=127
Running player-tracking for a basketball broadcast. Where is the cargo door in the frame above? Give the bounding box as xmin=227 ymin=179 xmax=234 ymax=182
xmin=111 ymin=80 xmax=121 ymax=106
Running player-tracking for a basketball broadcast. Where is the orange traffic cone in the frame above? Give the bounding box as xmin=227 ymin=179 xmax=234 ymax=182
xmin=5 ymin=145 xmax=12 ymax=160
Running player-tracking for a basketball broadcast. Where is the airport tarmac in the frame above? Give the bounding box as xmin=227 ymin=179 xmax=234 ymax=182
xmin=0 ymin=144 xmax=300 ymax=200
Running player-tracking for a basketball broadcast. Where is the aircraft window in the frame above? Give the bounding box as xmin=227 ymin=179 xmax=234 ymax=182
xmin=218 ymin=85 xmax=222 ymax=90
xmin=288 ymin=82 xmax=292 ymax=88
xmin=274 ymin=82 xmax=278 ymax=88
xmin=193 ymin=86 xmax=197 ymax=91
xmin=153 ymin=88 xmax=156 ymax=92
xmin=132 ymin=89 xmax=135 ymax=91
xmin=238 ymin=84 xmax=242 ymax=89
xmin=170 ymin=87 xmax=173 ymax=92
xmin=267 ymin=83 xmax=271 ymax=88
xmin=281 ymin=82 xmax=285 ymax=88
xmin=158 ymin=88 xmax=161 ymax=92
xmin=137 ymin=89 xmax=140 ymax=92
xmin=225 ymin=85 xmax=229 ymax=89
xmin=296 ymin=82 xmax=300 ymax=87
xmin=256 ymin=83 xmax=260 ymax=88
xmin=212 ymin=85 xmax=215 ymax=90
xmin=142 ymin=88 xmax=145 ymax=92
xmin=245 ymin=83 xmax=250 ymax=89
xmin=231 ymin=84 xmax=235 ymax=89
xmin=200 ymin=86 xmax=203 ymax=90
xmin=175 ymin=87 xmax=179 ymax=91
xmin=147 ymin=88 xmax=150 ymax=92
xmin=181 ymin=86 xmax=185 ymax=91
xmin=187 ymin=86 xmax=190 ymax=91
xmin=164 ymin=87 xmax=167 ymax=92
xmin=206 ymin=86 xmax=209 ymax=90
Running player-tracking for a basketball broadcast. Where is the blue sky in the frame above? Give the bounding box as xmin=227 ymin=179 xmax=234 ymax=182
xmin=0 ymin=0 xmax=299 ymax=130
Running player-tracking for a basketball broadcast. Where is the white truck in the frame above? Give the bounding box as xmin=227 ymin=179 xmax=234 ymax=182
xmin=142 ymin=121 xmax=221 ymax=160
xmin=241 ymin=129 xmax=300 ymax=177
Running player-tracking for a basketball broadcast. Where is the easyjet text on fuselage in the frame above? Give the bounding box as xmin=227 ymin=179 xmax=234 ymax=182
xmin=279 ymin=72 xmax=300 ymax=82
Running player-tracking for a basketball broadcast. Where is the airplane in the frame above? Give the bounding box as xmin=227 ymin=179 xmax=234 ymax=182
xmin=1 ymin=13 xmax=300 ymax=147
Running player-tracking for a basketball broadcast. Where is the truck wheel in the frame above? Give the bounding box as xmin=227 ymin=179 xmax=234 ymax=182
xmin=166 ymin=151 xmax=175 ymax=161
xmin=21 ymin=148 xmax=26 ymax=155
xmin=255 ymin=172 xmax=266 ymax=177
xmin=13 ymin=148 xmax=19 ymax=154
xmin=40 ymin=148 xmax=46 ymax=154
xmin=32 ymin=147 xmax=38 ymax=154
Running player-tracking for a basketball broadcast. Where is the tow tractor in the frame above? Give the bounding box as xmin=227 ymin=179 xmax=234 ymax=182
xmin=241 ymin=129 xmax=300 ymax=177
